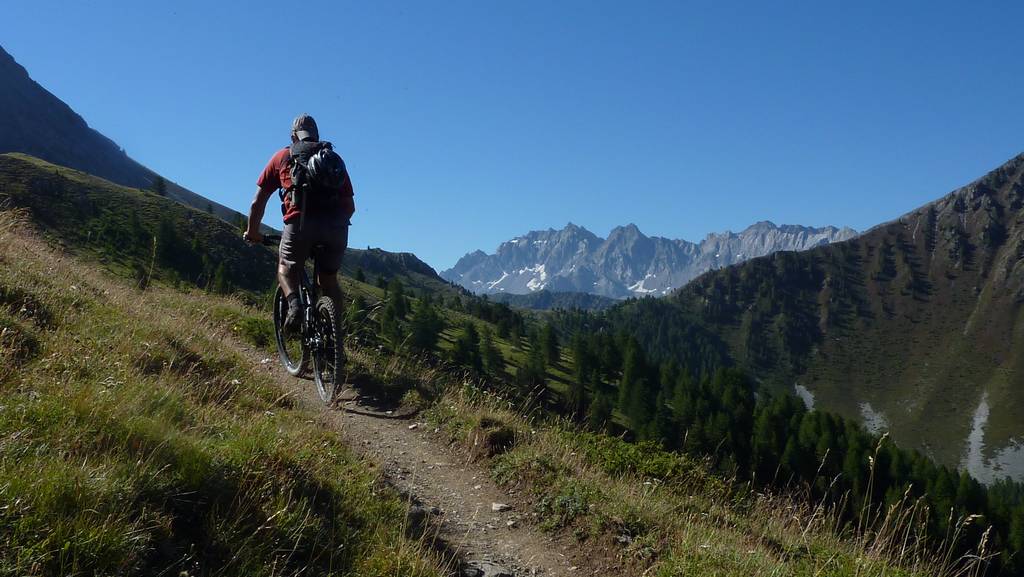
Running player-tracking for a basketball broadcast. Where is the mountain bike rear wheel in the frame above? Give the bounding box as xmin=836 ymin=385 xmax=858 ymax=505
xmin=311 ymin=295 xmax=345 ymax=404
xmin=273 ymin=286 xmax=308 ymax=377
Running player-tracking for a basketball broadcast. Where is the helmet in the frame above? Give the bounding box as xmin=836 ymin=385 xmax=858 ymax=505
xmin=307 ymin=144 xmax=346 ymax=189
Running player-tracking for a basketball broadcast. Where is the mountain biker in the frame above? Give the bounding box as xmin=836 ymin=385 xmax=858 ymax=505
xmin=243 ymin=114 xmax=355 ymax=331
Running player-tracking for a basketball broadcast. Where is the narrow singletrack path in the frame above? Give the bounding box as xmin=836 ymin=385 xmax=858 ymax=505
xmin=239 ymin=348 xmax=619 ymax=577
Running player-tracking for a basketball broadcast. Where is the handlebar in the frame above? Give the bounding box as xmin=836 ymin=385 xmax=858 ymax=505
xmin=261 ymin=234 xmax=282 ymax=247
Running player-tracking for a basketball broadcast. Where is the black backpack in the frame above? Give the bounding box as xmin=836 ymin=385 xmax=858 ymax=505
xmin=284 ymin=140 xmax=346 ymax=213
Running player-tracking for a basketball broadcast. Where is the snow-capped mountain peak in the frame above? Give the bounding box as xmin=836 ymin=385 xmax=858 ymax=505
xmin=441 ymin=222 xmax=857 ymax=299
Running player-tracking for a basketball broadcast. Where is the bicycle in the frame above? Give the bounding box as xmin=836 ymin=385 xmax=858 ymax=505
xmin=260 ymin=234 xmax=345 ymax=404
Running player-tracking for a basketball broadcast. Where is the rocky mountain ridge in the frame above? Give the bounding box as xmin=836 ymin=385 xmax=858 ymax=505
xmin=443 ymin=221 xmax=857 ymax=299
xmin=0 ymin=45 xmax=247 ymax=225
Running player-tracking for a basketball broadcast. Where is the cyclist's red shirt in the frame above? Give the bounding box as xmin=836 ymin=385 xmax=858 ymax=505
xmin=257 ymin=146 xmax=355 ymax=224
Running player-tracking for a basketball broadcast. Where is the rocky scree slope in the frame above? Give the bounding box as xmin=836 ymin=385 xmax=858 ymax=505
xmin=443 ymin=221 xmax=856 ymax=299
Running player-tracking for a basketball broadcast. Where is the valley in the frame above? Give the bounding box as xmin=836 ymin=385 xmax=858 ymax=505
xmin=3 ymin=34 xmax=1024 ymax=576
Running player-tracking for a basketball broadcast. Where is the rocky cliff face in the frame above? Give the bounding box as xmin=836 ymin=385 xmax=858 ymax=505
xmin=442 ymin=221 xmax=857 ymax=299
xmin=0 ymin=45 xmax=246 ymax=224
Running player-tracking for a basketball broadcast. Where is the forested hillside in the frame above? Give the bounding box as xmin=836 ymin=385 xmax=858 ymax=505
xmin=0 ymin=153 xmax=276 ymax=293
xmin=489 ymin=289 xmax=618 ymax=311
xmin=600 ymin=153 xmax=1024 ymax=478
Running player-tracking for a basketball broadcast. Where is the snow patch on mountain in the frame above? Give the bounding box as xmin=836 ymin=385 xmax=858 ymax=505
xmin=628 ymin=273 xmax=659 ymax=294
xmin=442 ymin=221 xmax=857 ymax=299
xmin=486 ymin=272 xmax=509 ymax=290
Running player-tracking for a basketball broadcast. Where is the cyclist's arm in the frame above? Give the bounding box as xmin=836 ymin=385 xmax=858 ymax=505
xmin=245 ymin=185 xmax=276 ymax=241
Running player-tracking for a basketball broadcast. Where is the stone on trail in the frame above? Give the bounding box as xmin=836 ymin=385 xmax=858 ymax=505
xmin=462 ymin=560 xmax=514 ymax=577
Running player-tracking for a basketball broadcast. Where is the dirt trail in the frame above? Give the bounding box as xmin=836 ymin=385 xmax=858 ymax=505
xmin=244 ymin=352 xmax=606 ymax=577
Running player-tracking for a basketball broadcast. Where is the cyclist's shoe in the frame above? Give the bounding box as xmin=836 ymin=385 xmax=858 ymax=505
xmin=284 ymin=294 xmax=302 ymax=333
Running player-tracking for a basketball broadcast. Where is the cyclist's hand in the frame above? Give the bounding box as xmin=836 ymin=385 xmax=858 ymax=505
xmin=243 ymin=230 xmax=263 ymax=244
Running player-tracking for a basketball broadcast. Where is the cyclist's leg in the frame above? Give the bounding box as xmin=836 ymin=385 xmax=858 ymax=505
xmin=317 ymin=270 xmax=343 ymax=303
xmin=314 ymin=220 xmax=349 ymax=304
xmin=278 ymin=222 xmax=312 ymax=297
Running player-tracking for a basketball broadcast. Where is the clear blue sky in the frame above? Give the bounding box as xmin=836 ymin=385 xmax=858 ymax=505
xmin=5 ymin=1 xmax=1023 ymax=270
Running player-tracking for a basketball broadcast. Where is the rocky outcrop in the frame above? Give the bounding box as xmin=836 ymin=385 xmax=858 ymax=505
xmin=442 ymin=221 xmax=856 ymax=299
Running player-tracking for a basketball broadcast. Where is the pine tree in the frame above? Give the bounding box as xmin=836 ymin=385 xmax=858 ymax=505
xmin=355 ymin=268 xmax=366 ymax=282
xmin=409 ymin=298 xmax=444 ymax=352
xmin=480 ymin=327 xmax=504 ymax=376
xmin=1010 ymin=505 xmax=1024 ymax=556
xmin=515 ymin=343 xmax=547 ymax=390
xmin=377 ymin=275 xmax=387 ymax=291
xmin=587 ymin=392 xmax=613 ymax=433
xmin=211 ymin=262 xmax=230 ymax=294
xmin=206 ymin=202 xmax=213 ymax=213
xmin=156 ymin=214 xmax=181 ymax=266
xmin=509 ymin=322 xmax=522 ymax=349
xmin=387 ymin=279 xmax=408 ymax=318
xmin=541 ymin=322 xmax=560 ymax=366
xmin=649 ymin=389 xmax=674 ymax=446
xmin=379 ymin=300 xmax=402 ymax=349
xmin=568 ymin=333 xmax=591 ymax=421
xmin=618 ymin=338 xmax=656 ymax=433
xmin=496 ymin=318 xmax=511 ymax=339
xmin=451 ymin=321 xmax=482 ymax=372
xmin=617 ymin=339 xmax=642 ymax=412
xmin=152 ymin=175 xmax=167 ymax=196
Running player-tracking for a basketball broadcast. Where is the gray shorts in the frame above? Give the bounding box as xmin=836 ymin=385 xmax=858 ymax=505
xmin=279 ymin=217 xmax=349 ymax=275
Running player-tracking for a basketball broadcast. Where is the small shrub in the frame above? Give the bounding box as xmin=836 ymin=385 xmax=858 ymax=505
xmin=236 ymin=316 xmax=273 ymax=349
xmin=537 ymin=479 xmax=598 ymax=531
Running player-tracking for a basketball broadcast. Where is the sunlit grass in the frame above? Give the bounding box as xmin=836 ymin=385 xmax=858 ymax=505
xmin=0 ymin=207 xmax=443 ymax=576
xmin=424 ymin=380 xmax=991 ymax=577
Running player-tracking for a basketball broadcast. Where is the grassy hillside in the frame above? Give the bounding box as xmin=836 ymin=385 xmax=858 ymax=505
xmin=2 ymin=151 xmax=1015 ymax=575
xmin=0 ymin=207 xmax=443 ymax=576
xmin=0 ymin=153 xmax=277 ymax=294
xmin=0 ymin=153 xmax=463 ymax=305
xmin=426 ymin=385 xmax=994 ymax=577
xmin=210 ymin=262 xmax=996 ymax=577
xmin=342 ymin=246 xmax=465 ymax=300
xmin=609 ymin=153 xmax=1024 ymax=470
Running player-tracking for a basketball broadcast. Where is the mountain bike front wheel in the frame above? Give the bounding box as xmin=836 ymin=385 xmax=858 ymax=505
xmin=273 ymin=286 xmax=309 ymax=377
xmin=311 ymin=295 xmax=345 ymax=404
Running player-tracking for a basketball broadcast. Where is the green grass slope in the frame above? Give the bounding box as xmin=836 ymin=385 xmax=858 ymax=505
xmin=0 ymin=152 xmax=464 ymax=305
xmin=0 ymin=208 xmax=442 ymax=576
xmin=0 ymin=152 xmax=277 ymax=294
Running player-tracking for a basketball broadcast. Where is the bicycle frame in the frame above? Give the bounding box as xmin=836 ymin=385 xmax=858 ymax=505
xmin=296 ymin=260 xmax=321 ymax=351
